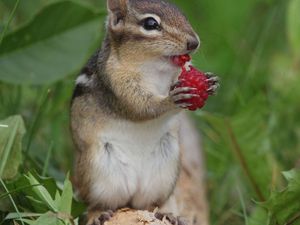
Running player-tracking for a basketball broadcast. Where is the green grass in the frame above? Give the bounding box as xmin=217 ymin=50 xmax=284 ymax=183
xmin=0 ymin=0 xmax=300 ymax=224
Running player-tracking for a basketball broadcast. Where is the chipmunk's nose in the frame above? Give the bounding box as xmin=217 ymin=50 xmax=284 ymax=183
xmin=187 ymin=39 xmax=199 ymax=51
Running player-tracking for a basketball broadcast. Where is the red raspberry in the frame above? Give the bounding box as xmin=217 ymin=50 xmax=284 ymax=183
xmin=171 ymin=54 xmax=191 ymax=67
xmin=175 ymin=66 xmax=210 ymax=111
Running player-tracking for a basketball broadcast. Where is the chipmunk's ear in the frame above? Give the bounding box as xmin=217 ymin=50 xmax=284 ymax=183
xmin=107 ymin=0 xmax=128 ymax=31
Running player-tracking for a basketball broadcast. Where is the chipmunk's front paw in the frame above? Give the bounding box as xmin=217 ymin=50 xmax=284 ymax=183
xmin=169 ymin=83 xmax=199 ymax=109
xmin=87 ymin=210 xmax=114 ymax=225
xmin=155 ymin=212 xmax=188 ymax=225
xmin=205 ymin=72 xmax=220 ymax=96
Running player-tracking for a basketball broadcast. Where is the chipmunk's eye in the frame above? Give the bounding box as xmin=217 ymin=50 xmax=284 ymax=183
xmin=142 ymin=17 xmax=161 ymax=31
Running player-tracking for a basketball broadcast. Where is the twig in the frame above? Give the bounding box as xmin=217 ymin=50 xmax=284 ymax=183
xmin=286 ymin=212 xmax=300 ymax=225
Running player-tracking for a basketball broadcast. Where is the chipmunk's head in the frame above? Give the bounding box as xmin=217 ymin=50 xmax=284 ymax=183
xmin=106 ymin=0 xmax=200 ymax=63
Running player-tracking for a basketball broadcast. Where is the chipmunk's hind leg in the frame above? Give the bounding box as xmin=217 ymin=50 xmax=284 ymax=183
xmin=87 ymin=210 xmax=114 ymax=225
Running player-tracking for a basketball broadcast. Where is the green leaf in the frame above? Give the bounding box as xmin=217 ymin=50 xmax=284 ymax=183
xmin=287 ymin=0 xmax=300 ymax=56
xmin=0 ymin=0 xmax=105 ymax=85
xmin=25 ymin=173 xmax=57 ymax=212
xmin=248 ymin=206 xmax=268 ymax=225
xmin=4 ymin=173 xmax=85 ymax=218
xmin=71 ymin=199 xmax=86 ymax=219
xmin=6 ymin=172 xmax=59 ymax=213
xmin=58 ymin=176 xmax=73 ymax=214
xmin=30 ymin=212 xmax=63 ymax=225
xmin=0 ymin=115 xmax=25 ymax=180
xmin=54 ymin=190 xmax=61 ymax=208
xmin=264 ymin=170 xmax=300 ymax=225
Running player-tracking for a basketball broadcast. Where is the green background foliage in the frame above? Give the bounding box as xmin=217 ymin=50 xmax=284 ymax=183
xmin=0 ymin=0 xmax=299 ymax=224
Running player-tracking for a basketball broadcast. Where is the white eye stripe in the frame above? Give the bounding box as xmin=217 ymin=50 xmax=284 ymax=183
xmin=139 ymin=27 xmax=162 ymax=36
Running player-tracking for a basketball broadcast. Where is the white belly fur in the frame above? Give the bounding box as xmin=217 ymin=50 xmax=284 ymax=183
xmin=90 ymin=112 xmax=181 ymax=210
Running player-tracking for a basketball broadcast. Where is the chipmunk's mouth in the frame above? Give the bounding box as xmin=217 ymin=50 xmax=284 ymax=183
xmin=170 ymin=54 xmax=191 ymax=67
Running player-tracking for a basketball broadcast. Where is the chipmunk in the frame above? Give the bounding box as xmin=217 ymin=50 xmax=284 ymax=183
xmin=71 ymin=0 xmax=218 ymax=225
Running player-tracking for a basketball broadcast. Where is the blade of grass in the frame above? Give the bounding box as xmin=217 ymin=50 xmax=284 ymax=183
xmin=0 ymin=119 xmax=19 ymax=177
xmin=42 ymin=141 xmax=54 ymax=176
xmin=237 ymin=185 xmax=249 ymax=225
xmin=0 ymin=178 xmax=25 ymax=225
xmin=0 ymin=0 xmax=20 ymax=46
xmin=5 ymin=212 xmax=41 ymax=220
xmin=245 ymin=5 xmax=278 ymax=80
xmin=0 ymin=124 xmax=9 ymax=128
xmin=24 ymin=88 xmax=50 ymax=156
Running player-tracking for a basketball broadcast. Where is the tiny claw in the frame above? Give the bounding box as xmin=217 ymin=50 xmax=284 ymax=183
xmin=206 ymin=76 xmax=219 ymax=83
xmin=176 ymin=103 xmax=192 ymax=108
xmin=170 ymin=87 xmax=197 ymax=96
xmin=88 ymin=211 xmax=114 ymax=225
xmin=99 ymin=211 xmax=113 ymax=225
xmin=207 ymin=83 xmax=220 ymax=95
xmin=204 ymin=72 xmax=216 ymax=78
xmin=172 ymin=93 xmax=198 ymax=102
xmin=170 ymin=80 xmax=182 ymax=90
xmin=207 ymin=83 xmax=220 ymax=91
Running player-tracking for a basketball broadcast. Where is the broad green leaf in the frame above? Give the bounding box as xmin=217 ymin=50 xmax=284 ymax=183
xmin=58 ymin=175 xmax=85 ymax=218
xmin=30 ymin=212 xmax=63 ymax=225
xmin=20 ymin=219 xmax=36 ymax=225
xmin=0 ymin=0 xmax=105 ymax=85
xmin=264 ymin=170 xmax=300 ymax=225
xmin=287 ymin=0 xmax=300 ymax=56
xmin=54 ymin=190 xmax=61 ymax=208
xmin=25 ymin=173 xmax=57 ymax=211
xmin=58 ymin=176 xmax=73 ymax=214
xmin=0 ymin=115 xmax=25 ymax=180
